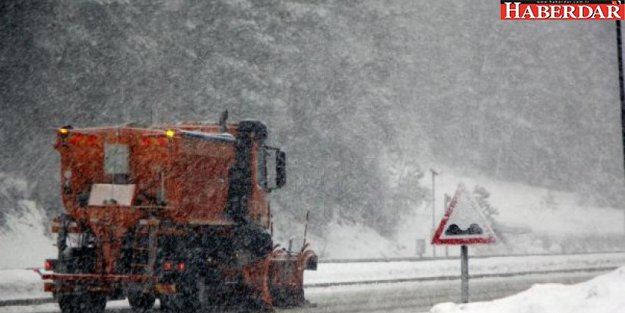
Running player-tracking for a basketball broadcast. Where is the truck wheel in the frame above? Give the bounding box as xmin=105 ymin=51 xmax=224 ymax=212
xmin=159 ymin=295 xmax=175 ymax=312
xmin=59 ymin=293 xmax=106 ymax=313
xmin=160 ymin=288 xmax=200 ymax=313
xmin=85 ymin=294 xmax=107 ymax=313
xmin=128 ymin=292 xmax=155 ymax=312
xmin=160 ymin=295 xmax=187 ymax=313
xmin=58 ymin=295 xmax=78 ymax=313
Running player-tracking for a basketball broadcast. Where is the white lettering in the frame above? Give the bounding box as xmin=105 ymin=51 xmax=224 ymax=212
xmin=537 ymin=5 xmax=550 ymax=18
xmin=608 ymin=5 xmax=621 ymax=19
xmin=505 ymin=2 xmax=522 ymax=19
xmin=504 ymin=3 xmax=620 ymax=20
xmin=551 ymin=6 xmax=562 ymax=18
xmin=593 ymin=6 xmax=606 ymax=19
xmin=562 ymin=5 xmax=575 ymax=18
xmin=522 ymin=5 xmax=536 ymax=18
xmin=579 ymin=5 xmax=593 ymax=18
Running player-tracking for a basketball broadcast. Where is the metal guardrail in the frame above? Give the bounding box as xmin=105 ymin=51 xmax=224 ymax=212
xmin=319 ymin=250 xmax=625 ymax=264
xmin=0 ymin=298 xmax=52 ymax=307
xmin=305 ymin=266 xmax=618 ymax=288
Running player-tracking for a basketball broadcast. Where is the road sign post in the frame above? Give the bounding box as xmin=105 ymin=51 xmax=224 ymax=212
xmin=432 ymin=184 xmax=496 ymax=304
xmin=444 ymin=194 xmax=451 ymax=257
xmin=460 ymin=245 xmax=469 ymax=303
xmin=430 ymin=169 xmax=438 ymax=257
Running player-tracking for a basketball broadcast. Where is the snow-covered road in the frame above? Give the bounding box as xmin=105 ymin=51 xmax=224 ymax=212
xmin=3 ymin=252 xmax=623 ymax=302
xmin=0 ymin=270 xmax=605 ymax=313
xmin=293 ymin=270 xmax=600 ymax=313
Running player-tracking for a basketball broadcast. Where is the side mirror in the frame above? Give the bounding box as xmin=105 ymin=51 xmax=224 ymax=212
xmin=276 ymin=151 xmax=286 ymax=188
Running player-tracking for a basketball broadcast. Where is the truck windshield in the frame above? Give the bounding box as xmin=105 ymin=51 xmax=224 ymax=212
xmin=104 ymin=144 xmax=129 ymax=175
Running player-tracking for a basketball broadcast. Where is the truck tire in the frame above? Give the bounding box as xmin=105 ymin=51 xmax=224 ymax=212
xmin=160 ymin=284 xmax=200 ymax=313
xmin=59 ymin=293 xmax=106 ymax=313
xmin=85 ymin=294 xmax=107 ymax=313
xmin=160 ymin=295 xmax=191 ymax=313
xmin=159 ymin=295 xmax=178 ymax=313
xmin=58 ymin=295 xmax=76 ymax=313
xmin=128 ymin=292 xmax=155 ymax=312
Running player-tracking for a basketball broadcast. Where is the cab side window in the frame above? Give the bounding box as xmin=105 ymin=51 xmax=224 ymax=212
xmin=256 ymin=146 xmax=268 ymax=189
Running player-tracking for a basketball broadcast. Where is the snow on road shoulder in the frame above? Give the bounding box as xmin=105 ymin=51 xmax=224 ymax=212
xmin=430 ymin=266 xmax=625 ymax=313
xmin=0 ymin=269 xmax=47 ymax=301
xmin=0 ymin=200 xmax=55 ymax=270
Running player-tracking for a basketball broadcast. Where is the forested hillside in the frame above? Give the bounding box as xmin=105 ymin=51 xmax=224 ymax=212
xmin=1 ymin=0 xmax=623 ymax=239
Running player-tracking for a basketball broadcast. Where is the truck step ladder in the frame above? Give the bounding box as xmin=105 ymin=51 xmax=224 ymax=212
xmin=130 ymin=218 xmax=160 ymax=280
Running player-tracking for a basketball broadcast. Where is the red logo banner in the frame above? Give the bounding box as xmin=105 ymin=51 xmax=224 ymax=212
xmin=501 ymin=1 xmax=625 ymax=20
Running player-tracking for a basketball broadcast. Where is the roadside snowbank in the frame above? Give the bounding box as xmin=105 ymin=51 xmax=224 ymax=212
xmin=0 ymin=269 xmax=47 ymax=302
xmin=0 ymin=201 xmax=55 ymax=270
xmin=393 ymin=167 xmax=625 ymax=257
xmin=282 ymin=166 xmax=625 ymax=260
xmin=309 ymin=219 xmax=405 ymax=259
xmin=432 ymin=170 xmax=622 ymax=238
xmin=430 ymin=266 xmax=625 ymax=313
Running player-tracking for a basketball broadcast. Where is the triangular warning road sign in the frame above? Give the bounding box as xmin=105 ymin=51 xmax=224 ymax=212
xmin=432 ymin=184 xmax=497 ymax=245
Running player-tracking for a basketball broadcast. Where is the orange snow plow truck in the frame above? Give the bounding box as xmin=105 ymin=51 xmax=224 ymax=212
xmin=41 ymin=118 xmax=317 ymax=313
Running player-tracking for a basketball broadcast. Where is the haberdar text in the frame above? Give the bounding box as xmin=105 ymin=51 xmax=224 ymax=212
xmin=501 ymin=2 xmax=624 ymax=20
